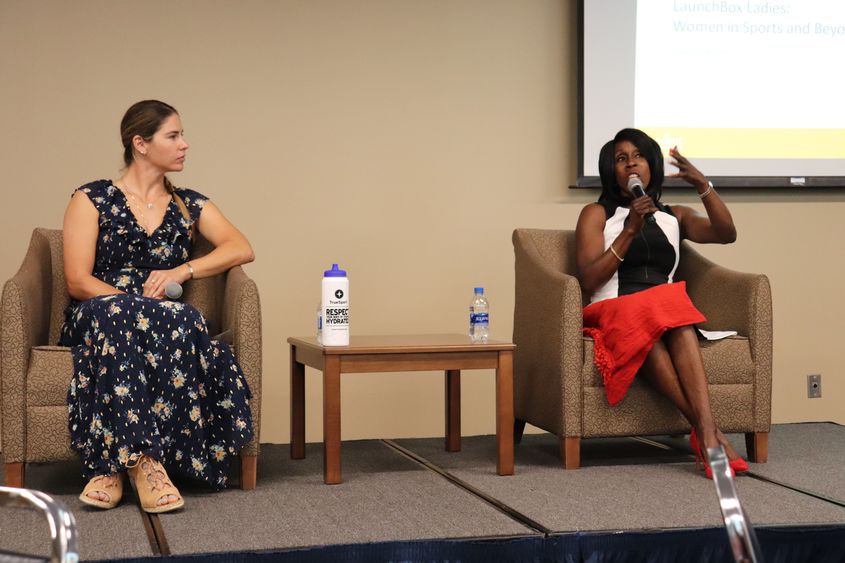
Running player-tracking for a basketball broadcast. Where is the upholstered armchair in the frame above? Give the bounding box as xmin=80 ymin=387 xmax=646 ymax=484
xmin=1 ymin=228 xmax=262 ymax=489
xmin=512 ymin=228 xmax=772 ymax=468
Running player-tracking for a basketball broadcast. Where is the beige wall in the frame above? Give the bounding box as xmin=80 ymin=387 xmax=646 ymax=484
xmin=1 ymin=0 xmax=842 ymax=448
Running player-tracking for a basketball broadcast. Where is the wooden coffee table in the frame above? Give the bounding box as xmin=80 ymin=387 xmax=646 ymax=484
xmin=288 ymin=334 xmax=515 ymax=484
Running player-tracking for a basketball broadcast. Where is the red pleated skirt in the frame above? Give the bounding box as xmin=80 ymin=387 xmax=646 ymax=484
xmin=582 ymin=281 xmax=706 ymax=406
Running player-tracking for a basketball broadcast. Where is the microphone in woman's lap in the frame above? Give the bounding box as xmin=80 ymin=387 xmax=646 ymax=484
xmin=165 ymin=282 xmax=183 ymax=300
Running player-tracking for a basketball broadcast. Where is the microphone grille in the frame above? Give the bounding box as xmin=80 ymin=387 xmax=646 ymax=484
xmin=165 ymin=282 xmax=183 ymax=300
xmin=627 ymin=176 xmax=644 ymax=190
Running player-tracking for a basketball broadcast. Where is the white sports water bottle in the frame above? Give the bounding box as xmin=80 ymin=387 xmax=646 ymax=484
xmin=469 ymin=287 xmax=489 ymax=343
xmin=321 ymin=264 xmax=349 ymax=346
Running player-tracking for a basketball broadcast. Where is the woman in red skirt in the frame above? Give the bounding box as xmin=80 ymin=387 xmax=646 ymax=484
xmin=575 ymin=128 xmax=748 ymax=478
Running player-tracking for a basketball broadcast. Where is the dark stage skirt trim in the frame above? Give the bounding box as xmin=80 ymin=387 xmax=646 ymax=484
xmin=582 ymin=281 xmax=706 ymax=406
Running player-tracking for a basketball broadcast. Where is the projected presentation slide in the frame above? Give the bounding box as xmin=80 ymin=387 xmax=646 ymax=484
xmin=581 ymin=0 xmax=844 ymax=182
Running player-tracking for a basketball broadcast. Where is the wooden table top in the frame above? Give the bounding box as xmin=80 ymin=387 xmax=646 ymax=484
xmin=287 ymin=333 xmax=515 ymax=355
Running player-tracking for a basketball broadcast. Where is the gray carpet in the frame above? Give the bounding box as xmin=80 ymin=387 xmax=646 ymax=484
xmin=648 ymin=422 xmax=845 ymax=505
xmin=0 ymin=460 xmax=154 ymax=561
xmin=157 ymin=440 xmax=538 ymax=556
xmin=743 ymin=423 xmax=845 ymax=503
xmin=2 ymin=423 xmax=843 ymax=560
xmin=395 ymin=425 xmax=845 ymax=532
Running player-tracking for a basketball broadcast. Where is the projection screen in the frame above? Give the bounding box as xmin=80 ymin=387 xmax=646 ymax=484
xmin=577 ymin=0 xmax=845 ymax=188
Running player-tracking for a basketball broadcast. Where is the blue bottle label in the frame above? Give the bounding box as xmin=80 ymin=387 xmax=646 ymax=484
xmin=470 ymin=312 xmax=489 ymax=326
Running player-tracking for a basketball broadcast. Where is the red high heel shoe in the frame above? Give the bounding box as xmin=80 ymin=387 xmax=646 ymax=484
xmin=689 ymin=429 xmax=748 ymax=472
xmin=710 ymin=431 xmax=750 ymax=474
xmin=729 ymin=456 xmax=749 ymax=474
xmin=689 ymin=428 xmax=739 ymax=480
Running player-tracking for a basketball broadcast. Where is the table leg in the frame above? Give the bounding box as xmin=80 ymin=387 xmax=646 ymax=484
xmin=445 ymin=369 xmax=461 ymax=452
xmin=496 ymin=350 xmax=514 ymax=475
xmin=323 ymin=355 xmax=342 ymax=484
xmin=290 ymin=345 xmax=305 ymax=459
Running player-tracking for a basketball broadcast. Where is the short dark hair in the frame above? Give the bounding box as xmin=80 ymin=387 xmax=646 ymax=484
xmin=597 ymin=128 xmax=664 ymax=208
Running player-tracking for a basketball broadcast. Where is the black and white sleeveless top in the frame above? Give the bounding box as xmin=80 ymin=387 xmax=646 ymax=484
xmin=591 ymin=205 xmax=680 ymax=304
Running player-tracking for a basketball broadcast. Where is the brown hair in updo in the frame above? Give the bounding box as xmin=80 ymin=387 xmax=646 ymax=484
xmin=120 ymin=99 xmax=178 ymax=169
xmin=119 ymin=100 xmax=191 ymax=228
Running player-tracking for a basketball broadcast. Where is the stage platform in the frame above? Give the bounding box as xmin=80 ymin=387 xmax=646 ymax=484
xmin=2 ymin=422 xmax=844 ymax=562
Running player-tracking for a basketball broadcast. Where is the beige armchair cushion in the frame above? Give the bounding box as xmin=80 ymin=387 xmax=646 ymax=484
xmin=582 ymin=336 xmax=754 ymax=388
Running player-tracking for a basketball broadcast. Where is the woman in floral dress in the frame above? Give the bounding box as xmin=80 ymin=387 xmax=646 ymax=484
xmin=60 ymin=100 xmax=255 ymax=512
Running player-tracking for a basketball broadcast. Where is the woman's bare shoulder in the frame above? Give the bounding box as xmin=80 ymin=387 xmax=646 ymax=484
xmin=577 ymin=202 xmax=607 ymax=227
xmin=663 ymin=203 xmax=698 ymax=225
xmin=581 ymin=202 xmax=606 ymax=215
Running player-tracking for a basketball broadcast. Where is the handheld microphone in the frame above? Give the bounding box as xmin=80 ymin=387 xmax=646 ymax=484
xmin=165 ymin=282 xmax=183 ymax=300
xmin=627 ymin=177 xmax=656 ymax=225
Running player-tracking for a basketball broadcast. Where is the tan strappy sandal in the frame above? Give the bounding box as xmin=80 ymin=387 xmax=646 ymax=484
xmin=127 ymin=454 xmax=185 ymax=513
xmin=79 ymin=473 xmax=124 ymax=509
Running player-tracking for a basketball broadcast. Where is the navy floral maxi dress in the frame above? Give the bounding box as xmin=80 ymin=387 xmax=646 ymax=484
xmin=59 ymin=180 xmax=254 ymax=490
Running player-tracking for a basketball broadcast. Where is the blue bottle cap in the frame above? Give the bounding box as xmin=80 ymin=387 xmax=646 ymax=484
xmin=324 ymin=264 xmax=347 ymax=277
xmin=474 ymin=287 xmax=484 ymax=293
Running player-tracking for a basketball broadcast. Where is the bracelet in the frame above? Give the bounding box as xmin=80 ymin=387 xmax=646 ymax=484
xmin=186 ymin=262 xmax=194 ymax=279
xmin=609 ymin=244 xmax=624 ymax=262
xmin=698 ymin=181 xmax=714 ymax=199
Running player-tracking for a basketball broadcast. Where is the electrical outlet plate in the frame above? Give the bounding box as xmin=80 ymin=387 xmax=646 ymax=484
xmin=807 ymin=374 xmax=822 ymax=399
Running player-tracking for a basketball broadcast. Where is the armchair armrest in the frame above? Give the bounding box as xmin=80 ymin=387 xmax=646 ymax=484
xmin=512 ymin=229 xmax=584 ymax=437
xmin=221 ymin=266 xmax=262 ymax=450
xmin=677 ymin=242 xmax=771 ymax=337
xmin=1 ymin=230 xmax=54 ymax=462
xmin=677 ymin=242 xmax=773 ymax=430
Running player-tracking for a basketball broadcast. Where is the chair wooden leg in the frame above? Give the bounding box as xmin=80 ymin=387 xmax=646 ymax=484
xmin=4 ymin=463 xmax=24 ymax=488
xmin=560 ymin=436 xmax=581 ymax=469
xmin=240 ymin=454 xmax=257 ymax=490
xmin=745 ymin=432 xmax=768 ymax=463
xmin=514 ymin=419 xmax=526 ymax=444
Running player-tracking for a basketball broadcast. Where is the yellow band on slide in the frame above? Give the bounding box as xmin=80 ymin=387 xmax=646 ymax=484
xmin=640 ymin=127 xmax=845 ymax=159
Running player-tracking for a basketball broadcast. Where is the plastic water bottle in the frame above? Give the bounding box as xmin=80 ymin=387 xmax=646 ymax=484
xmin=469 ymin=287 xmax=489 ymax=343
xmin=321 ymin=264 xmax=349 ymax=346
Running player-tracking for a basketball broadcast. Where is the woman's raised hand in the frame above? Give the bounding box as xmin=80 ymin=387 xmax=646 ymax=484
xmin=668 ymin=146 xmax=708 ymax=190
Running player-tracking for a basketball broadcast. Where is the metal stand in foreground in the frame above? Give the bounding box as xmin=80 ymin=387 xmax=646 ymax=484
xmin=707 ymin=446 xmax=763 ymax=563
xmin=0 ymin=486 xmax=79 ymax=563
